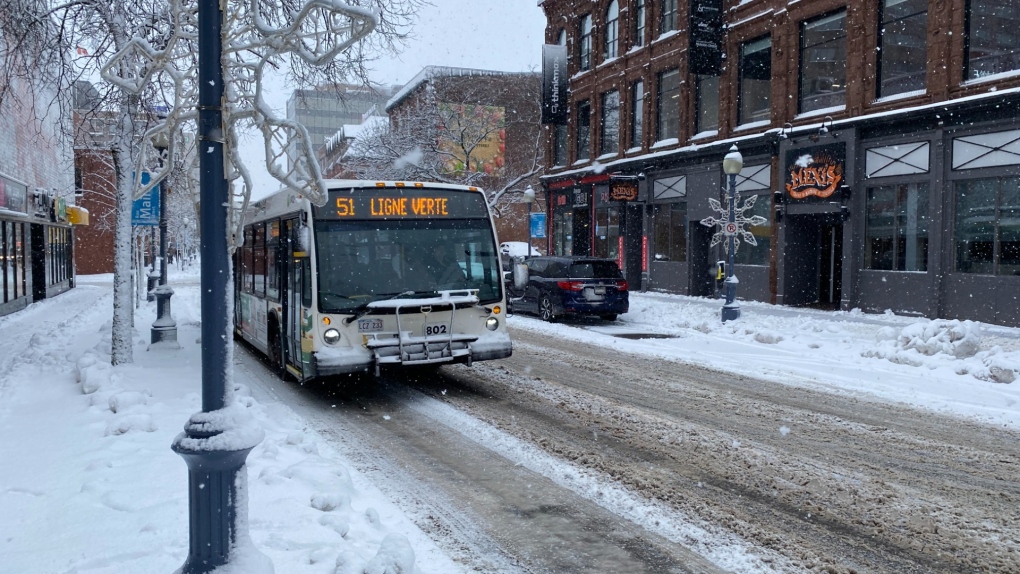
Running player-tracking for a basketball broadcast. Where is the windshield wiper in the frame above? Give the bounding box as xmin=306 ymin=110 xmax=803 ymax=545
xmin=342 ymin=291 xmax=429 ymax=324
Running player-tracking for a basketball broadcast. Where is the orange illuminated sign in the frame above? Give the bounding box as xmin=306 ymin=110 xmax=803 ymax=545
xmin=320 ymin=189 xmax=484 ymax=220
xmin=784 ymin=144 xmax=846 ymax=201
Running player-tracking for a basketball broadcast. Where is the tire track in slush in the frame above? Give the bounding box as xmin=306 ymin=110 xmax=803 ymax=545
xmin=416 ymin=329 xmax=1020 ymax=574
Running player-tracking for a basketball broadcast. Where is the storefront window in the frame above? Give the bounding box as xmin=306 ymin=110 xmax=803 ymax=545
xmin=733 ymin=193 xmax=772 ymax=266
xmin=865 ymin=183 xmax=930 ymax=271
xmin=954 ymin=177 xmax=1020 ymax=275
xmin=739 ymin=36 xmax=771 ymax=124
xmin=799 ymin=11 xmax=847 ymax=113
xmin=594 ymin=207 xmax=621 ymax=260
xmin=695 ymin=74 xmax=719 ymax=134
xmin=2 ymin=221 xmax=9 ymax=302
xmin=656 ymin=68 xmax=680 ymax=141
xmin=878 ymin=0 xmax=927 ymax=97
xmin=652 ymin=202 xmax=686 ymax=262
xmin=3 ymin=221 xmax=27 ymax=302
xmin=966 ymin=0 xmax=1020 ymax=80
xmin=553 ymin=210 xmax=574 ymax=255
xmin=600 ymin=90 xmax=620 ymax=156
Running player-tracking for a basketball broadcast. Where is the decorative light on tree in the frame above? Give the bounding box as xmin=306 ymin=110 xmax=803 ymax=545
xmin=100 ymin=0 xmax=378 ymax=242
xmin=98 ymin=1 xmax=379 ymax=571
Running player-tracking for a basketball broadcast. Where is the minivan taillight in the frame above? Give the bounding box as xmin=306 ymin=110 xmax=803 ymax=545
xmin=556 ymin=281 xmax=585 ymax=291
xmin=618 ymin=280 xmax=629 ymax=291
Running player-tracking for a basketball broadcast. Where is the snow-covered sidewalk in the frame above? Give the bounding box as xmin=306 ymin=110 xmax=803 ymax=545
xmin=1 ymin=262 xmax=1018 ymax=573
xmin=0 ymin=266 xmax=461 ymax=574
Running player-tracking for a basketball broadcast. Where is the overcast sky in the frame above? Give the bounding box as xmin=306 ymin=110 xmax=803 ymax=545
xmin=368 ymin=1 xmax=548 ymax=87
xmin=243 ymin=0 xmax=548 ymax=197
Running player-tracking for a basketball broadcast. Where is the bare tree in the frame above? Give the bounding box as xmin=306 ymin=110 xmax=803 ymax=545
xmin=345 ymin=68 xmax=544 ymax=214
xmin=0 ymin=0 xmax=426 ymax=365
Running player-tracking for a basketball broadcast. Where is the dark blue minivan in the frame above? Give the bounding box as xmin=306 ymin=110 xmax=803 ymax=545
xmin=508 ymin=256 xmax=629 ymax=321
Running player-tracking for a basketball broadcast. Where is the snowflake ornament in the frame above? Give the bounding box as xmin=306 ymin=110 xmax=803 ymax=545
xmin=700 ymin=193 xmax=769 ymax=254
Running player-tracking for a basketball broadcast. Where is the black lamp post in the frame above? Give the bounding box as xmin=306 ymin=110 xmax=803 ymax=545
xmin=721 ymin=145 xmax=743 ymax=322
xmin=151 ymin=133 xmax=178 ymax=346
xmin=523 ymin=185 xmax=535 ymax=257
xmin=171 ymin=0 xmax=263 ymax=571
xmin=146 ymin=226 xmax=159 ymax=301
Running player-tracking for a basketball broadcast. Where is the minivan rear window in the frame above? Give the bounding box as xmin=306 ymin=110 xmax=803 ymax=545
xmin=568 ymin=261 xmax=622 ymax=279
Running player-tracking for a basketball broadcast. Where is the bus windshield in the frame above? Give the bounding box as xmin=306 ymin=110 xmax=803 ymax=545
xmin=314 ymin=218 xmax=502 ymax=313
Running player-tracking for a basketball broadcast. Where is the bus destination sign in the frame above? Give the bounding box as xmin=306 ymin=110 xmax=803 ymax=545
xmin=316 ymin=188 xmax=488 ymax=220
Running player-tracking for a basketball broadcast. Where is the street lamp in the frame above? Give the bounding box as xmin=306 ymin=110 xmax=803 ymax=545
xmin=721 ymin=145 xmax=743 ymax=322
xmin=150 ymin=132 xmax=178 ymax=347
xmin=181 ymin=217 xmax=190 ymax=268
xmin=523 ymin=185 xmax=535 ymax=257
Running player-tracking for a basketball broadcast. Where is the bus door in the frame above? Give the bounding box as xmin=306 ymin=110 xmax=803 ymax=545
xmin=283 ymin=218 xmax=304 ymax=371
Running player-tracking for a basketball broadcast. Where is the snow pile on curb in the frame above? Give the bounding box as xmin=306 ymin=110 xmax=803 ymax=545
xmin=864 ymin=319 xmax=1018 ymax=383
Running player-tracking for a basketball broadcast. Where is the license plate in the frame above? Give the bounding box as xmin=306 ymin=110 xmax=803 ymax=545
xmin=594 ymin=286 xmax=606 ymax=295
xmin=357 ymin=318 xmax=383 ymax=332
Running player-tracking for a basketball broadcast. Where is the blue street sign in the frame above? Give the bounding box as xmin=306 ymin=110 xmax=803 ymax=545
xmin=131 ymin=172 xmax=161 ymax=226
xmin=530 ymin=212 xmax=546 ymax=238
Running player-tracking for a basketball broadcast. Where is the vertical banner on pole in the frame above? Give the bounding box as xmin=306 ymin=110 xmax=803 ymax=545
xmin=131 ymin=173 xmax=161 ymax=226
xmin=530 ymin=212 xmax=547 ymax=238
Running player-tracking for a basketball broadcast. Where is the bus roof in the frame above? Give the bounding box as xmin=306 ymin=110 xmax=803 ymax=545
xmin=246 ymin=180 xmax=488 ymax=224
xmin=322 ymin=179 xmax=486 ymax=194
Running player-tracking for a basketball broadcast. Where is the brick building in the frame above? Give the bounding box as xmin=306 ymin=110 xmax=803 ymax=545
xmin=341 ymin=66 xmax=546 ymax=250
xmin=539 ymin=0 xmax=1020 ymax=326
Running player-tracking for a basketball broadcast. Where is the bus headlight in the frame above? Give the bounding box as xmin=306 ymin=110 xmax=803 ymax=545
xmin=323 ymin=328 xmax=341 ymax=344
xmin=485 ymin=317 xmax=499 ymax=331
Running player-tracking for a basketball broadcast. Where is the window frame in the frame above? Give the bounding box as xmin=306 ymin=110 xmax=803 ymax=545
xmin=965 ymin=0 xmax=1020 ymax=80
xmin=600 ymin=89 xmax=621 ymax=156
xmin=553 ymin=124 xmax=568 ymax=166
xmin=576 ymin=99 xmax=592 ymax=161
xmin=876 ymin=0 xmax=928 ymax=98
xmin=864 ymin=181 xmax=931 ymax=272
xmin=695 ymin=74 xmax=720 ymax=134
xmin=656 ymin=68 xmax=680 ymax=142
xmin=604 ymin=0 xmax=619 ymax=61
xmin=660 ymin=0 xmax=678 ymax=35
xmin=738 ymin=35 xmax=772 ymax=125
xmin=798 ymin=10 xmax=848 ymax=114
xmin=579 ymin=14 xmax=593 ymax=72
xmin=952 ymin=175 xmax=1020 ymax=275
xmin=651 ymin=201 xmax=687 ymax=263
xmin=633 ymin=0 xmax=645 ymax=48
xmin=630 ymin=80 xmax=644 ymax=149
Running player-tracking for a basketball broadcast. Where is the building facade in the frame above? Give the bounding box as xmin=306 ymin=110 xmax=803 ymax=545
xmin=0 ymin=59 xmax=77 ymax=316
xmin=539 ymin=0 xmax=1020 ymax=326
xmin=287 ymin=83 xmax=400 ymax=166
xmin=377 ymin=67 xmax=545 ymax=250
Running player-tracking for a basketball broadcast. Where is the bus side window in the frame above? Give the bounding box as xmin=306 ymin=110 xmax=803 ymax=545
xmin=300 ymin=257 xmax=312 ymax=308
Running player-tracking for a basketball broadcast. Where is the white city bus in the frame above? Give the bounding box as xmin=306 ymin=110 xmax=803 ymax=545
xmin=234 ymin=180 xmax=512 ymax=380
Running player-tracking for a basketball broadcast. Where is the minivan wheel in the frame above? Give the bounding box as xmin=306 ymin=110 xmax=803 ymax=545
xmin=539 ymin=296 xmax=557 ymax=322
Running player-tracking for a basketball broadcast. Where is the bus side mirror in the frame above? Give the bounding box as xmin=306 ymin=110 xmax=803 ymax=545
xmin=513 ymin=261 xmax=529 ymax=291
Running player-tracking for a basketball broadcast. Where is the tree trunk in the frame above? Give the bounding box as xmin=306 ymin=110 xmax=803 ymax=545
xmin=110 ymin=100 xmax=136 ymax=365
